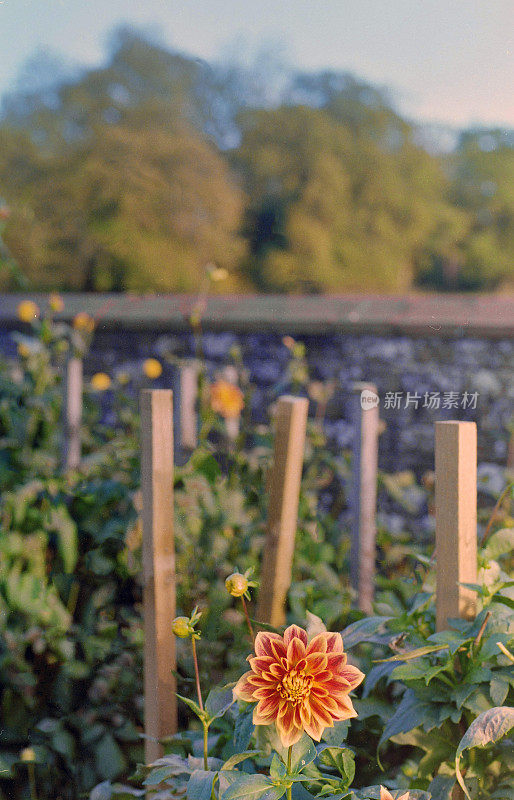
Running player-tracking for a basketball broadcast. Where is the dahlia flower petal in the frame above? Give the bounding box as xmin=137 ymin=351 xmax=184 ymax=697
xmin=287 ymin=637 xmax=306 ymax=665
xmin=304 ymin=653 xmax=328 ymax=674
xmin=269 ymin=663 xmax=286 ymax=679
xmin=324 ymin=632 xmax=345 ymax=653
xmin=326 ymin=653 xmax=348 ymax=672
xmin=234 ymin=672 xmax=258 ymax=702
xmin=254 ymin=632 xmax=283 ymax=658
xmin=309 ymin=695 xmax=337 ymax=727
xmin=339 ymin=665 xmax=365 ymax=690
xmin=302 ymin=714 xmax=325 ymax=741
xmin=249 ymin=656 xmax=274 ymax=673
xmin=254 ymin=696 xmax=280 ymax=724
xmin=284 ymin=625 xmax=308 ymax=647
xmin=306 ymin=633 xmax=328 ymax=654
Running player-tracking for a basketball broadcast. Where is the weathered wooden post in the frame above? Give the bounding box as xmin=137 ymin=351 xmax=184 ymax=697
xmin=435 ymin=421 xmax=477 ymax=632
xmin=349 ymin=382 xmax=380 ymax=613
xmin=179 ymin=363 xmax=198 ymax=451
xmin=62 ymin=357 xmax=83 ymax=470
xmin=257 ymin=396 xmax=309 ymax=627
xmin=141 ymin=390 xmax=177 ymax=763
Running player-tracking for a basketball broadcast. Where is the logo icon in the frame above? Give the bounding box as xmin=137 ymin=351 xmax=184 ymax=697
xmin=360 ymin=388 xmax=379 ymax=410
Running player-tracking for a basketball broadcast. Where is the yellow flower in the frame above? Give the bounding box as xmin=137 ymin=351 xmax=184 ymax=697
xmin=234 ymin=625 xmax=365 ymax=747
xmin=17 ymin=343 xmax=31 ymax=358
xmin=91 ymin=373 xmax=111 ymax=391
xmin=143 ymin=358 xmax=162 ymax=379
xmin=20 ymin=747 xmax=36 ymax=762
xmin=49 ymin=293 xmax=64 ymax=312
xmin=206 ymin=263 xmax=229 ymax=282
xmin=73 ymin=312 xmax=95 ymax=333
xmin=210 ymin=380 xmax=244 ymax=419
xmin=380 ymin=787 xmax=411 ymax=800
xmin=17 ymin=301 xmax=39 ymax=323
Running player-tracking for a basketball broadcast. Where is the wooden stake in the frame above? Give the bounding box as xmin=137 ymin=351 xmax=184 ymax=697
xmin=435 ymin=421 xmax=477 ymax=632
xmin=257 ymin=396 xmax=309 ymax=627
xmin=179 ymin=363 xmax=198 ymax=451
xmin=62 ymin=357 xmax=82 ymax=470
xmin=141 ymin=390 xmax=177 ymax=762
xmin=349 ymin=383 xmax=379 ymax=613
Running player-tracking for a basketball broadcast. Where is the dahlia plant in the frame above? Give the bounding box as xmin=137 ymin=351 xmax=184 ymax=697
xmin=113 ymin=615 xmax=432 ymax=800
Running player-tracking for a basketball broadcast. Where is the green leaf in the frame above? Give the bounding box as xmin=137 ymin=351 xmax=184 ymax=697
xmin=426 ymin=776 xmax=456 ymax=800
xmin=205 ymin=683 xmax=235 ymax=722
xmin=339 ymin=617 xmax=392 ymax=649
xmin=187 ymin=770 xmax=217 ymax=800
xmin=233 ymin=705 xmax=255 ymax=752
xmin=317 ymin=746 xmax=355 ymax=786
xmin=177 ymin=693 xmax=204 ymax=719
xmin=221 ymin=773 xmax=287 ymax=800
xmin=289 ymin=734 xmax=317 ymax=773
xmin=378 ymin=690 xmax=439 ymax=751
xmin=94 ymin=734 xmax=127 ymax=781
xmin=321 ymin=719 xmax=351 ymax=745
xmin=490 ymin=676 xmax=510 ymax=706
xmin=482 ymin=528 xmax=514 ymax=561
xmin=455 ymin=706 xmax=514 ymax=799
xmin=376 ymin=644 xmax=449 ymax=662
xmin=49 ymin=506 xmax=78 ymax=573
xmin=222 ymin=751 xmax=261 ymax=771
xmin=194 ymin=453 xmax=221 ymax=483
xmin=491 ymin=595 xmax=514 ymax=610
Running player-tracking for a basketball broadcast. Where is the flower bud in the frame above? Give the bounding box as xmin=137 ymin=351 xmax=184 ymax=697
xmin=172 ymin=616 xmax=192 ymax=638
xmin=225 ymin=572 xmax=248 ymax=598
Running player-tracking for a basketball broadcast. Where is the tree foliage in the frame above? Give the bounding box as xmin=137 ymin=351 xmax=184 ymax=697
xmin=0 ymin=29 xmax=513 ymax=292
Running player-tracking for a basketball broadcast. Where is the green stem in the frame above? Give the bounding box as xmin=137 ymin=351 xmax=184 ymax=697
xmin=286 ymin=745 xmax=293 ymax=800
xmin=203 ymin=722 xmax=209 ymax=771
xmin=28 ymin=764 xmax=38 ymax=800
xmin=191 ymin=636 xmax=204 ymax=712
xmin=241 ymin=596 xmax=255 ymax=641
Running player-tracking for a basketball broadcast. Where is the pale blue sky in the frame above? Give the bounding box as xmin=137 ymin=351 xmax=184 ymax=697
xmin=0 ymin=0 xmax=513 ymax=127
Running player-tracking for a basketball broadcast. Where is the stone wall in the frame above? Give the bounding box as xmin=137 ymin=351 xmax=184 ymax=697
xmin=83 ymin=327 xmax=513 ymax=476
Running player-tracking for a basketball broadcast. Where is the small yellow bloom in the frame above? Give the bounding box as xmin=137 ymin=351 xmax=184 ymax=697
xmin=143 ymin=358 xmax=162 ymax=379
xmin=73 ymin=312 xmax=95 ymax=333
xmin=210 ymin=380 xmax=244 ymax=419
xmin=172 ymin=617 xmax=191 ymax=638
xmin=91 ymin=372 xmax=111 ymax=391
xmin=49 ymin=293 xmax=64 ymax=312
xmin=17 ymin=301 xmax=39 ymax=323
xmin=17 ymin=343 xmax=31 ymax=358
xmin=20 ymin=747 xmax=36 ymax=763
xmin=225 ymin=573 xmax=249 ymax=598
xmin=206 ymin=263 xmax=229 ymax=282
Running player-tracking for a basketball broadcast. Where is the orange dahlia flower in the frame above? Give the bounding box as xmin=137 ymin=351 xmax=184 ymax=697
xmin=210 ymin=380 xmax=244 ymax=419
xmin=234 ymin=624 xmax=364 ymax=747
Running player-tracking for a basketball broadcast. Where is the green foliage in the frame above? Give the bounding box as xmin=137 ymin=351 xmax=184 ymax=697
xmin=1 ymin=30 xmax=513 ymax=292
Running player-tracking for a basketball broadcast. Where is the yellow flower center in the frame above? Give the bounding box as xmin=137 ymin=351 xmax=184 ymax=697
xmin=279 ymin=669 xmax=313 ymax=704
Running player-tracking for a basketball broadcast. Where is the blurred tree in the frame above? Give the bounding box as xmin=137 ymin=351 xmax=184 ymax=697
xmin=0 ymin=31 xmax=247 ymax=291
xmin=234 ymin=103 xmax=464 ymax=292
xmin=0 ymin=29 xmax=512 ymax=293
